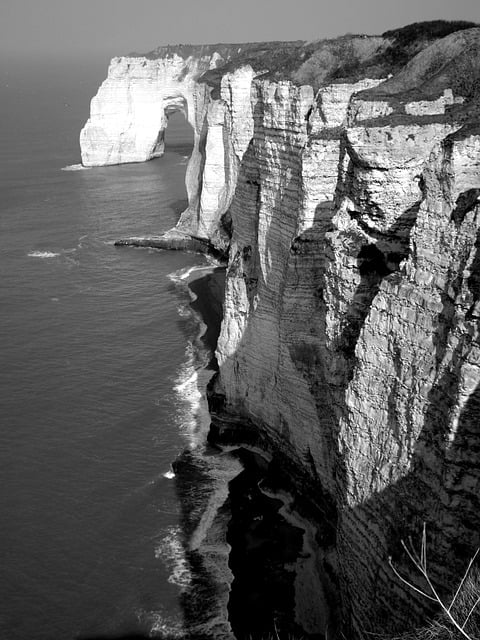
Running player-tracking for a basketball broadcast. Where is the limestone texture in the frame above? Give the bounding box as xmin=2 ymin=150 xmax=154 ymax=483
xmin=81 ymin=27 xmax=480 ymax=638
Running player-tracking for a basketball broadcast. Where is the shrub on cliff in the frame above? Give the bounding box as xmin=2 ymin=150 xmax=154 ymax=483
xmin=291 ymin=35 xmax=385 ymax=89
xmin=398 ymin=569 xmax=480 ymax=640
xmin=379 ymin=20 xmax=479 ymax=69
xmin=389 ymin=526 xmax=480 ymax=640
xmin=452 ymin=44 xmax=480 ymax=101
xmin=385 ymin=568 xmax=480 ymax=640
xmin=292 ymin=21 xmax=479 ymax=90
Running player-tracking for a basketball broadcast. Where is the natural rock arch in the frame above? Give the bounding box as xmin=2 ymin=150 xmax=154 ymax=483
xmin=152 ymin=93 xmax=192 ymax=158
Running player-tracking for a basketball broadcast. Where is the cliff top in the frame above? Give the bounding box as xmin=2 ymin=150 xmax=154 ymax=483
xmin=129 ymin=41 xmax=305 ymax=61
xmin=358 ymin=27 xmax=480 ymax=106
xmin=128 ymin=20 xmax=479 ymax=92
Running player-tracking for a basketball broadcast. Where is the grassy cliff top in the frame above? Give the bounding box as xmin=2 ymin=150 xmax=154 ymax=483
xmin=128 ymin=21 xmax=478 ymax=92
xmin=287 ymin=20 xmax=479 ymax=92
xmin=358 ymin=27 xmax=480 ymax=105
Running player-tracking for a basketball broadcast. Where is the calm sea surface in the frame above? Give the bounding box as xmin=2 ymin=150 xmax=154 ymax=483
xmin=0 ymin=57 xmax=209 ymax=639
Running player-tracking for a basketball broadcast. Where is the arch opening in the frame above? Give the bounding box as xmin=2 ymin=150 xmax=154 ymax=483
xmin=151 ymin=95 xmax=194 ymax=160
xmin=155 ymin=96 xmax=204 ymax=234
xmin=163 ymin=109 xmax=194 ymax=156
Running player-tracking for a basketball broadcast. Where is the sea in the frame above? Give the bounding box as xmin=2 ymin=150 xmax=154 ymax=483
xmin=0 ymin=56 xmax=229 ymax=640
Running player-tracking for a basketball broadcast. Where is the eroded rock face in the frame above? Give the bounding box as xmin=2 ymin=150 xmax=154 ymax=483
xmin=80 ymin=54 xmax=207 ymax=166
xmin=82 ymin=33 xmax=480 ymax=637
xmin=80 ymin=53 xmax=255 ymax=242
xmin=212 ymin=76 xmax=480 ymax=635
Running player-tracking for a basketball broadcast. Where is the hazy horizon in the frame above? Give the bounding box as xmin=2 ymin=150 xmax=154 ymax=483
xmin=1 ymin=0 xmax=479 ymax=64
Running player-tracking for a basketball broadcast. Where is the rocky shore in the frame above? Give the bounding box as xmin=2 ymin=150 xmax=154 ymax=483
xmin=115 ymin=229 xmax=227 ymax=262
xmin=170 ymin=256 xmax=328 ymax=638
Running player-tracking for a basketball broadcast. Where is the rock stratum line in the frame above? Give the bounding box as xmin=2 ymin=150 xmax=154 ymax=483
xmin=81 ymin=23 xmax=480 ymax=638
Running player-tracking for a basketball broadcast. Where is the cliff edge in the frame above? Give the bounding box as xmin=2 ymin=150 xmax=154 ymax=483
xmin=80 ymin=21 xmax=480 ymax=639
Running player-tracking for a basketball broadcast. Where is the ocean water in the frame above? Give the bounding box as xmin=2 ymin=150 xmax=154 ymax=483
xmin=0 ymin=57 xmax=214 ymax=639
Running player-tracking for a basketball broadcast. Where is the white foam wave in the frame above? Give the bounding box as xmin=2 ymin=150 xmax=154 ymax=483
xmin=168 ymin=264 xmax=205 ymax=284
xmin=155 ymin=525 xmax=192 ymax=589
xmin=176 ymin=304 xmax=191 ymax=318
xmin=174 ymin=367 xmax=199 ymax=395
xmin=169 ymin=264 xmax=215 ymax=448
xmin=28 ymin=251 xmax=60 ymax=258
xmin=173 ymin=343 xmax=203 ymax=448
xmin=149 ymin=614 xmax=184 ymax=638
xmin=138 ymin=608 xmax=184 ymax=638
xmin=61 ymin=163 xmax=89 ymax=171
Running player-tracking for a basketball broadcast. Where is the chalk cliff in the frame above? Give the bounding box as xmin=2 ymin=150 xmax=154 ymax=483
xmin=81 ymin=23 xmax=480 ymax=638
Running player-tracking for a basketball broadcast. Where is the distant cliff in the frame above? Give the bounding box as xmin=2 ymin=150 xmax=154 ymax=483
xmin=81 ymin=22 xmax=480 ymax=638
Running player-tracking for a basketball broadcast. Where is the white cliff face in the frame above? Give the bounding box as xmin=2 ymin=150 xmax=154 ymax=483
xmin=81 ymin=54 xmax=255 ymax=242
xmin=216 ymin=78 xmax=385 ymax=492
xmin=80 ymin=54 xmax=214 ymax=166
xmin=193 ymin=67 xmax=255 ymax=239
xmin=82 ymin=35 xmax=480 ymax=638
xmin=213 ymin=75 xmax=480 ymax=635
xmin=331 ymin=122 xmax=480 ymax=634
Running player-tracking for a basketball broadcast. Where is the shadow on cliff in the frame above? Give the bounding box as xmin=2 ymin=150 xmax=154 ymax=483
xmin=322 ymin=173 xmax=480 ymax=634
xmin=337 ymin=202 xmax=421 ymax=379
xmin=171 ymin=92 xmax=480 ymax=638
xmin=339 ymin=363 xmax=480 ymax=637
xmin=287 ymin=209 xmax=480 ymax=637
xmin=328 ymin=167 xmax=480 ymax=634
xmin=210 ymin=177 xmax=480 ymax=638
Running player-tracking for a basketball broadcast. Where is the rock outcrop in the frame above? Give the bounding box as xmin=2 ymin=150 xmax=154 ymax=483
xmin=81 ymin=24 xmax=480 ymax=638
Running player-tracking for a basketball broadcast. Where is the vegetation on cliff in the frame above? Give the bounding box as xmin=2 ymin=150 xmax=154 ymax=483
xmin=388 ymin=527 xmax=480 ymax=640
xmin=293 ymin=21 xmax=480 ymax=91
xmin=134 ymin=20 xmax=479 ymax=95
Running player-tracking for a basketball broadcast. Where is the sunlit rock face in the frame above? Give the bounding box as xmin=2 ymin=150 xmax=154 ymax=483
xmin=215 ymin=72 xmax=480 ymax=634
xmin=80 ymin=54 xmax=205 ymax=166
xmin=82 ymin=28 xmax=480 ymax=638
xmin=212 ymin=71 xmax=480 ymax=635
xmin=80 ymin=53 xmax=255 ymax=242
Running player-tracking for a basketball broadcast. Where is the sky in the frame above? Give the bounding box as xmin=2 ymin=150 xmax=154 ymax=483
xmin=1 ymin=0 xmax=479 ymax=62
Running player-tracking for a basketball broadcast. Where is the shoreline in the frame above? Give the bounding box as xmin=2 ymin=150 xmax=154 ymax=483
xmin=182 ymin=265 xmax=325 ymax=639
xmin=183 ymin=264 xmax=226 ymax=447
xmin=170 ymin=262 xmax=237 ymax=639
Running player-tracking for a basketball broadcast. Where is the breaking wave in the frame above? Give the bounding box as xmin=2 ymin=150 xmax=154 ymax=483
xmin=27 ymin=251 xmax=60 ymax=258
xmin=167 ymin=264 xmax=206 ymax=284
xmin=155 ymin=525 xmax=192 ymax=590
xmin=138 ymin=608 xmax=184 ymax=639
xmin=173 ymin=342 xmax=203 ymax=449
xmin=168 ymin=263 xmax=213 ymax=449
